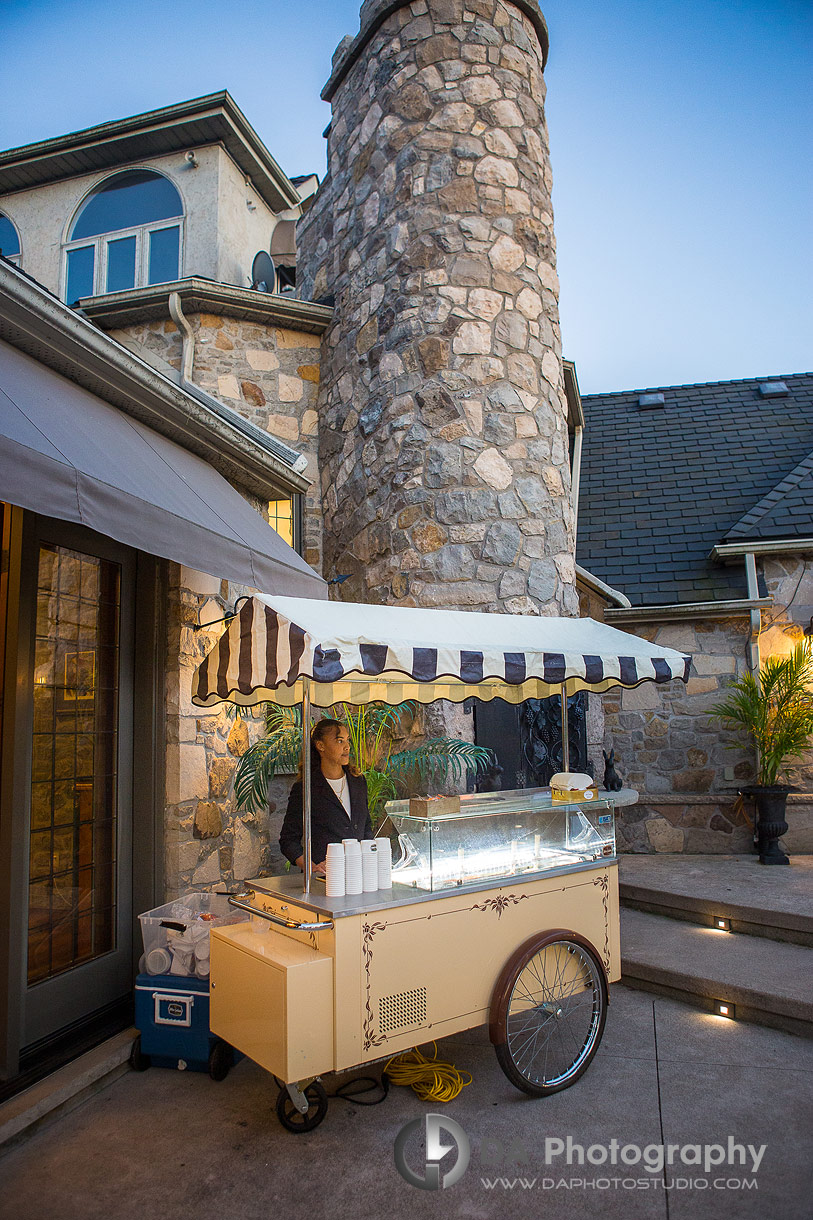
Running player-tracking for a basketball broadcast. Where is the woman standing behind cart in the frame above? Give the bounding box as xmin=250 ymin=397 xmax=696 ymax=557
xmin=280 ymin=719 xmax=372 ymax=876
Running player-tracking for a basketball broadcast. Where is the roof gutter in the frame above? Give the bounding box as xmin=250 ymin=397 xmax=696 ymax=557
xmin=712 ymin=539 xmax=813 ymax=560
xmin=605 ymin=597 xmax=772 ymax=625
xmin=0 ymin=261 xmax=311 ymax=499
xmin=575 ymin=564 xmax=631 ymax=609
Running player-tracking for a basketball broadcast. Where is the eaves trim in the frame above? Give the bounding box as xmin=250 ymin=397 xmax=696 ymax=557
xmin=79 ymin=278 xmax=333 ymax=334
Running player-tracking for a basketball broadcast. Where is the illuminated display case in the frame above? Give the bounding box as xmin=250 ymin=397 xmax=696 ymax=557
xmin=382 ymin=787 xmax=616 ymax=892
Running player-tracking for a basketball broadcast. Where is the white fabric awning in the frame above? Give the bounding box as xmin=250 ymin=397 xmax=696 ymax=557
xmin=0 ymin=339 xmax=326 ymax=598
xmin=191 ymin=594 xmax=691 ymax=708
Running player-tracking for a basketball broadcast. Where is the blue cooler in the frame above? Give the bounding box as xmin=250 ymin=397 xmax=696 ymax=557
xmin=133 ymin=972 xmax=238 ymax=1079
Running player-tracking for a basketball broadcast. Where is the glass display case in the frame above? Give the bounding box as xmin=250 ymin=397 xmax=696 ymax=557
xmin=381 ymin=787 xmax=616 ymax=892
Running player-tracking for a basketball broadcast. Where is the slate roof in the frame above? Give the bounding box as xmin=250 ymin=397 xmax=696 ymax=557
xmin=576 ymin=372 xmax=813 ymax=605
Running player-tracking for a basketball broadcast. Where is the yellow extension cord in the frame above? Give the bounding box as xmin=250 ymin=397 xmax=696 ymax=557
xmin=383 ymin=1041 xmax=472 ymax=1103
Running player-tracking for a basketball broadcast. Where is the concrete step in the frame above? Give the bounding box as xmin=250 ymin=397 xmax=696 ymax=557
xmin=0 ymin=1028 xmax=135 ymax=1153
xmin=620 ymin=907 xmax=813 ymax=1039
xmin=619 ymin=853 xmax=813 ymax=946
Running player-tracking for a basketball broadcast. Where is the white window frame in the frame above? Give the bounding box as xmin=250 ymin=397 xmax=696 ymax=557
xmin=62 ymin=217 xmax=184 ymax=301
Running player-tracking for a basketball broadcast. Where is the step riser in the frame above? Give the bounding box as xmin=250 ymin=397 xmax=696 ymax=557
xmin=620 ymin=896 xmax=813 ymax=948
xmin=619 ymin=973 xmax=813 ymax=1041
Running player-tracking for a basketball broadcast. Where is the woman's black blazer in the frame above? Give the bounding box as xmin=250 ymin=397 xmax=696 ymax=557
xmin=279 ymin=768 xmax=372 ymax=867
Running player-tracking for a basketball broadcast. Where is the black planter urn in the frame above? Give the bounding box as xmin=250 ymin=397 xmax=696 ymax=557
xmin=746 ymin=786 xmax=791 ymax=865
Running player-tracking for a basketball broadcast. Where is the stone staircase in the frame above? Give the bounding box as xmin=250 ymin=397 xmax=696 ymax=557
xmin=618 ymin=854 xmax=813 ymax=1038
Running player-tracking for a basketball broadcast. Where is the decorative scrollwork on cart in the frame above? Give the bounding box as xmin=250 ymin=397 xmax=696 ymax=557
xmin=362 ymin=920 xmax=388 ymax=1051
xmin=592 ymin=873 xmax=611 ymax=971
xmin=470 ymin=893 xmax=529 ymax=920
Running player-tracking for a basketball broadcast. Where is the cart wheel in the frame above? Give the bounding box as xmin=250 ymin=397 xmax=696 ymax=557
xmin=208 ymin=1039 xmax=233 ymax=1081
xmin=275 ymin=1081 xmax=328 ymax=1133
xmin=490 ymin=931 xmax=607 ymax=1097
xmin=129 ymin=1034 xmax=151 ymax=1072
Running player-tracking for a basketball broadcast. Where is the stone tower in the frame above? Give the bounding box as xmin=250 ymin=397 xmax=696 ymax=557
xmin=298 ymin=0 xmax=577 ymax=617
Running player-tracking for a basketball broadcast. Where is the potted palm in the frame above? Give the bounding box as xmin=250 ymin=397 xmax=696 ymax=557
xmin=232 ymin=701 xmax=493 ymax=825
xmin=710 ymin=641 xmax=813 ymax=864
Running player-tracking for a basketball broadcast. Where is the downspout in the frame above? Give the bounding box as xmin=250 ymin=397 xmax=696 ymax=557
xmin=168 ymin=291 xmax=195 ymax=385
xmin=571 ymin=424 xmax=583 ymax=548
xmin=744 ymin=551 xmax=761 ymax=673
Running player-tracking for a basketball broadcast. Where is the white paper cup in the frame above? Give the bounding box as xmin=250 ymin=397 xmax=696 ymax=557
xmin=376 ymin=837 xmax=393 ymax=888
xmin=145 ymin=947 xmax=172 ymax=975
xmin=362 ymin=840 xmax=379 ymax=891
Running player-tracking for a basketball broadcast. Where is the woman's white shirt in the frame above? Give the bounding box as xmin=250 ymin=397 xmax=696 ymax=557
xmin=325 ymin=773 xmax=352 ymax=816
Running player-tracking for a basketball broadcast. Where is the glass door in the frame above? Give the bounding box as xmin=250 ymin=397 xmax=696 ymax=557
xmin=23 ymin=527 xmax=134 ymax=1049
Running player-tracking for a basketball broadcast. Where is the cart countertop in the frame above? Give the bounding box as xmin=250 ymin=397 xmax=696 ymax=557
xmin=243 ymin=854 xmax=617 ymax=920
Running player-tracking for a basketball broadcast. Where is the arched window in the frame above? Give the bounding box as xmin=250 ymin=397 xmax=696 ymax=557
xmin=64 ymin=170 xmax=183 ymax=304
xmin=0 ymin=212 xmax=21 ymax=265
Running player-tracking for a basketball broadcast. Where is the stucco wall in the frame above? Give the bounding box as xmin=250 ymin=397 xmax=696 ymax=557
xmin=0 ymin=144 xmax=278 ymax=298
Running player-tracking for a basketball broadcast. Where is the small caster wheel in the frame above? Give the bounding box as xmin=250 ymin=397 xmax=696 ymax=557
xmin=275 ymin=1081 xmax=328 ymax=1133
xmin=129 ymin=1034 xmax=150 ymax=1072
xmin=208 ymin=1039 xmax=233 ymax=1081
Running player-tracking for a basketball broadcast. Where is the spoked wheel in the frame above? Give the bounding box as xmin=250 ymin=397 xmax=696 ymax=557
xmin=490 ymin=931 xmax=608 ymax=1096
xmin=275 ymin=1081 xmax=328 ymax=1133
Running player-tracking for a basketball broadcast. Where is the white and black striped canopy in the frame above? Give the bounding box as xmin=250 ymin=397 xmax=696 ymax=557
xmin=191 ymin=595 xmax=691 ymax=709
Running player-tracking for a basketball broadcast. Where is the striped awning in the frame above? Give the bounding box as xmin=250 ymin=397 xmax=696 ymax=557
xmin=191 ymin=595 xmax=691 ymax=709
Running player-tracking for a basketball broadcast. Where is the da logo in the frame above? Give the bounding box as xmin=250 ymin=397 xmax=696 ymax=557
xmin=394 ymin=1114 xmax=470 ymax=1190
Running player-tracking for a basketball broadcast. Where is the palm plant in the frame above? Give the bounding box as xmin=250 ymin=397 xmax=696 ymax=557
xmin=232 ymin=701 xmax=493 ymax=822
xmin=710 ymin=641 xmax=813 ymax=786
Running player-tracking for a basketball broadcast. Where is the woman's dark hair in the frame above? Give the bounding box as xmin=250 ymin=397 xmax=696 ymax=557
xmin=303 ymin=718 xmax=359 ymax=776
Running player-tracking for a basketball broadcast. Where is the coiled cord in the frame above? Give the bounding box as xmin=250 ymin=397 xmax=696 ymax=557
xmin=384 ymin=1042 xmax=472 ymax=1103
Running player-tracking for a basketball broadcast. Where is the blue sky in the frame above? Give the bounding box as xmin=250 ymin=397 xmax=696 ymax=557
xmin=1 ymin=0 xmax=810 ymax=393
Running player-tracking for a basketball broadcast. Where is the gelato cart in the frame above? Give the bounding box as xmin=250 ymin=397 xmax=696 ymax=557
xmin=191 ymin=596 xmax=690 ymax=1131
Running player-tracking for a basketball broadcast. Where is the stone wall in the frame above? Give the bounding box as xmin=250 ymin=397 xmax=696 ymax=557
xmin=298 ymin=0 xmax=577 ymax=616
xmin=108 ymin=311 xmax=327 ymax=897
xmin=606 ymin=581 xmax=813 ymax=852
xmin=110 ymin=313 xmax=325 ymax=572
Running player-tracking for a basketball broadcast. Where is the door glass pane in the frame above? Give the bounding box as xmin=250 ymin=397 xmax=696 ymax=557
xmin=28 ymin=544 xmax=120 ymax=985
xmin=65 ymin=245 xmax=95 ymax=304
xmin=148 ymin=224 xmax=179 ymax=284
xmin=106 ymin=235 xmax=136 ymax=293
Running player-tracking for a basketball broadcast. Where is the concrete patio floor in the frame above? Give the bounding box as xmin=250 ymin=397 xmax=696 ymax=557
xmin=1 ymin=984 xmax=810 ymax=1220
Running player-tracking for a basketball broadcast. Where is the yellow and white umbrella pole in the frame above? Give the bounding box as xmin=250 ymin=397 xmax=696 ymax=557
xmin=560 ymin=681 xmax=570 ymax=771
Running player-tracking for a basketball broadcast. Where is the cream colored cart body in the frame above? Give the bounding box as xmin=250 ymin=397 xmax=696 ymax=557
xmin=192 ymin=595 xmax=690 ymax=1131
xmin=209 ymin=789 xmax=621 ymax=1129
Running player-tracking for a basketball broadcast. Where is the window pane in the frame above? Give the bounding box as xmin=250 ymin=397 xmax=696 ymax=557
xmin=148 ymin=225 xmax=179 ymax=285
xmin=0 ymin=213 xmax=20 ymax=258
xmin=106 ymin=236 xmax=136 ymax=293
xmin=269 ymin=498 xmax=294 ymax=547
xmin=65 ymin=246 xmax=95 ymax=304
xmin=27 ymin=544 xmax=121 ymax=984
xmin=71 ymin=170 xmax=182 ymax=240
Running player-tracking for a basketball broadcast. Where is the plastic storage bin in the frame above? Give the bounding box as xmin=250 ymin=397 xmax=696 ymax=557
xmin=132 ymin=972 xmax=238 ymax=1079
xmin=138 ymin=892 xmax=243 ymax=977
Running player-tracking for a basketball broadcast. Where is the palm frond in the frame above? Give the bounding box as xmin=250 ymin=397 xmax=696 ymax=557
xmin=386 ymin=739 xmax=493 ymax=786
xmin=710 ymin=642 xmax=813 ymax=785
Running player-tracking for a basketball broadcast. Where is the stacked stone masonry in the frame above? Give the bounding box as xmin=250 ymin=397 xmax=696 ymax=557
xmin=111 ymin=314 xmax=324 ymax=570
xmin=606 ymin=564 xmax=813 ymax=854
xmin=298 ymin=0 xmax=577 ymax=614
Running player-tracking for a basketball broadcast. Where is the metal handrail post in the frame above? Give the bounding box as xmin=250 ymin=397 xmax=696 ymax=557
xmin=302 ymin=675 xmax=312 ymax=894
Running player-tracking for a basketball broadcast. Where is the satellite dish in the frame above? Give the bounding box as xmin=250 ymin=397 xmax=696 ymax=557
xmin=251 ymin=250 xmax=277 ymax=294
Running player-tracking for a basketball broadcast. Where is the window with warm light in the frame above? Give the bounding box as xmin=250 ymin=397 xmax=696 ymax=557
xmin=63 ymin=170 xmax=183 ymax=304
xmin=269 ymin=498 xmax=294 ymax=548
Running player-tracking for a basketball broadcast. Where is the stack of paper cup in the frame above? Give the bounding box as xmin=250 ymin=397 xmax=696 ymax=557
xmin=343 ymin=838 xmax=363 ymax=895
xmin=361 ymin=840 xmax=378 ymax=892
xmin=376 ymin=836 xmax=393 ymax=889
xmin=325 ymin=842 xmax=346 ymax=897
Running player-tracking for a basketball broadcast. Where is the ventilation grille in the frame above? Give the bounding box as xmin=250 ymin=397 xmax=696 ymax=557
xmin=379 ymin=987 xmax=427 ymax=1034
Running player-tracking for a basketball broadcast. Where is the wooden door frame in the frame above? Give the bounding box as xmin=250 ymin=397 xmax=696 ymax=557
xmin=0 ymin=509 xmax=165 ymax=1079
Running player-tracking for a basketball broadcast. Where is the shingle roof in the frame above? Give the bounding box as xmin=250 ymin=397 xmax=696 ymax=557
xmin=576 ymin=372 xmax=813 ymax=605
